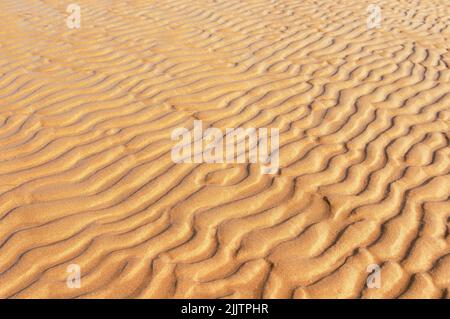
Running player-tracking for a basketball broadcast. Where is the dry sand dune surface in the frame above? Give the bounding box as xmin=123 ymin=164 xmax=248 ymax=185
xmin=0 ymin=0 xmax=449 ymax=299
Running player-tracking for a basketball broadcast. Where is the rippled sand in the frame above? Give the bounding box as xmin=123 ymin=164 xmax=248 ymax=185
xmin=0 ymin=0 xmax=449 ymax=298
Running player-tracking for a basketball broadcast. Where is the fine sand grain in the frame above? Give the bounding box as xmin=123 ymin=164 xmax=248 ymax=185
xmin=0 ymin=0 xmax=449 ymax=298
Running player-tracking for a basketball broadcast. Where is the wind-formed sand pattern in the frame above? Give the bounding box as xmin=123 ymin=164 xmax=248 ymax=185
xmin=0 ymin=0 xmax=449 ymax=298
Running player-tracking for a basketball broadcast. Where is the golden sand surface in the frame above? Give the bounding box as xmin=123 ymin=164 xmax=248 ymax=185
xmin=0 ymin=0 xmax=449 ymax=299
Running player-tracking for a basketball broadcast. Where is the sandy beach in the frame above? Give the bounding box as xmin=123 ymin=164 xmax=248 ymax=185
xmin=0 ymin=0 xmax=449 ymax=298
